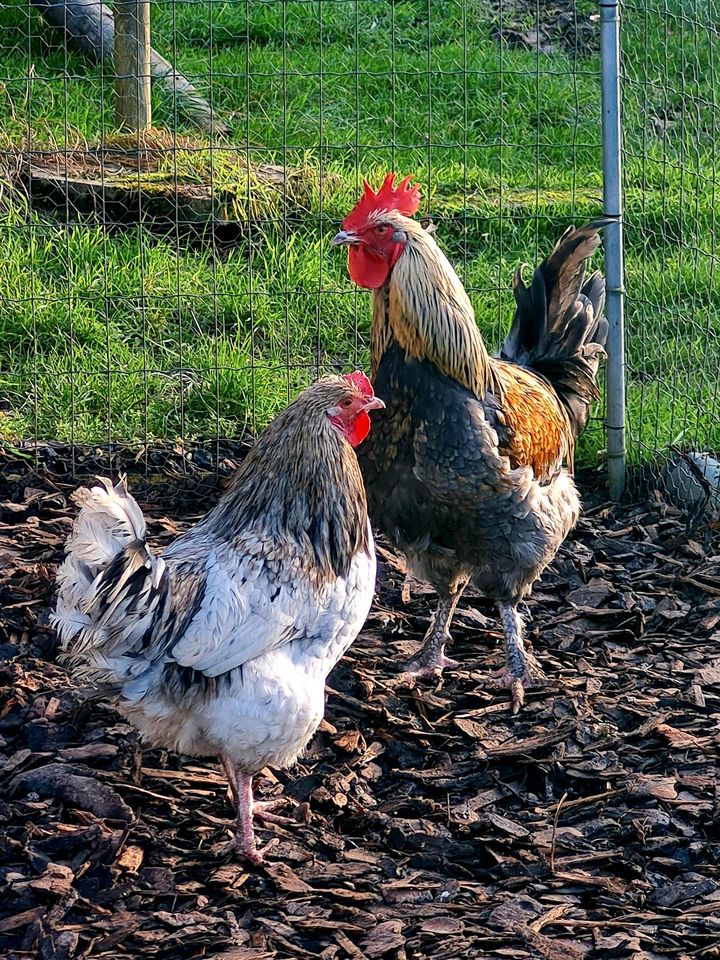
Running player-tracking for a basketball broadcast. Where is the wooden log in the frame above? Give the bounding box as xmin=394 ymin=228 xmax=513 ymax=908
xmin=114 ymin=0 xmax=152 ymax=131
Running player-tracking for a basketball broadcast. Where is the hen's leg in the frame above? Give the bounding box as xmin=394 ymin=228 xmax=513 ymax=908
xmin=490 ymin=602 xmax=546 ymax=714
xmin=232 ymin=771 xmax=264 ymax=864
xmin=221 ymin=756 xmax=240 ymax=806
xmin=400 ymin=580 xmax=468 ymax=678
xmin=401 ymin=572 xmax=413 ymax=605
xmin=220 ymin=758 xmax=288 ymax=864
xmin=220 ymin=759 xmax=262 ymax=863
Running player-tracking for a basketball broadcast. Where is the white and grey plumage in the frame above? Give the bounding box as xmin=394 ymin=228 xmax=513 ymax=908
xmin=52 ymin=374 xmax=384 ymax=862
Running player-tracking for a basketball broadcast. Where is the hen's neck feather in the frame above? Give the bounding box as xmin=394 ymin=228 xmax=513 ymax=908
xmin=373 ymin=223 xmax=494 ymax=397
xmin=200 ymin=401 xmax=369 ymax=581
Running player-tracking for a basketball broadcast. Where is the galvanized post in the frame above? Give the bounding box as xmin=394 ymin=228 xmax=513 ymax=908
xmin=600 ymin=0 xmax=626 ymax=500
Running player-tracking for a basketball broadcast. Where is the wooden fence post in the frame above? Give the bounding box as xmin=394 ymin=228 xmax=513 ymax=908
xmin=114 ymin=0 xmax=152 ymax=131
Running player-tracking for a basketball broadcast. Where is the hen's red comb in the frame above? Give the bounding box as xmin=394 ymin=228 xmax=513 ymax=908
xmin=342 ymin=173 xmax=421 ymax=231
xmin=343 ymin=370 xmax=374 ymax=397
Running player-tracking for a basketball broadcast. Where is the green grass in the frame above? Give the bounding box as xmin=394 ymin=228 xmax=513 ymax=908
xmin=1 ymin=0 xmax=719 ymax=466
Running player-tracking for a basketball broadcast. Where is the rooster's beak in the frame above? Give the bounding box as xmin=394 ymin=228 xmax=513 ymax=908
xmin=363 ymin=397 xmax=385 ymax=411
xmin=332 ymin=230 xmax=359 ymax=247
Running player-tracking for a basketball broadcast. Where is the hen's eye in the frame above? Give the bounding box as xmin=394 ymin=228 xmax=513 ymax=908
xmin=341 ymin=398 xmax=353 ymax=408
xmin=375 ymin=225 xmax=388 ymax=236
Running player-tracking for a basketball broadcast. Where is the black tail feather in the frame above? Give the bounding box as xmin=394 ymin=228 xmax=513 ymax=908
xmin=500 ymin=219 xmax=611 ymax=438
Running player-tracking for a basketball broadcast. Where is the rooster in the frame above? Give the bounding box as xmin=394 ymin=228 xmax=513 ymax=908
xmin=333 ymin=174 xmax=608 ymax=712
xmin=52 ymin=373 xmax=384 ymax=862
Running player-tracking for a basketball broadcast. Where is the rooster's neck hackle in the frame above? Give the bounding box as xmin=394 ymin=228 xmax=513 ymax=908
xmin=373 ymin=220 xmax=493 ymax=397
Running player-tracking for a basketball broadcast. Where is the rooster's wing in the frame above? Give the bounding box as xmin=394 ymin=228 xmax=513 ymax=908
xmin=409 ymin=378 xmax=534 ymax=511
xmin=361 ymin=352 xmax=539 ymax=555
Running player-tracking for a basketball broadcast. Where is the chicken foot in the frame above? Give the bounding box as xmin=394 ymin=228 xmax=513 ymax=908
xmin=489 ymin=602 xmax=546 ymax=714
xmin=399 ymin=581 xmax=468 ymax=679
xmin=220 ymin=758 xmax=288 ymax=864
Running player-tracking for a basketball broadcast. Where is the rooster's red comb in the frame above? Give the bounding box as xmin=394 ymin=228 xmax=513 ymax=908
xmin=342 ymin=370 xmax=374 ymax=397
xmin=342 ymin=173 xmax=421 ymax=231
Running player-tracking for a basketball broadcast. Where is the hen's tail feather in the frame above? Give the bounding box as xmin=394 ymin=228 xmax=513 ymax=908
xmin=500 ymin=219 xmax=611 ymax=438
xmin=51 ymin=477 xmax=164 ymax=685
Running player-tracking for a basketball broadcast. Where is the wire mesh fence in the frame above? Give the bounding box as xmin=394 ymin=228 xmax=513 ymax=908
xmin=0 ymin=1 xmax=606 ymax=470
xmin=0 ymin=0 xmax=716 ymax=491
xmin=621 ymin=0 xmax=720 ymax=483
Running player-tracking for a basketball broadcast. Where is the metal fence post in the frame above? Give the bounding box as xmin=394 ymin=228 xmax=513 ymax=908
xmin=600 ymin=0 xmax=626 ymax=500
xmin=115 ymin=0 xmax=152 ymax=131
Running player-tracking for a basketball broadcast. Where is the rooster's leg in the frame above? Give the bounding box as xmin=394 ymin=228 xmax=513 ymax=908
xmin=490 ymin=602 xmax=546 ymax=714
xmin=400 ymin=581 xmax=467 ymax=678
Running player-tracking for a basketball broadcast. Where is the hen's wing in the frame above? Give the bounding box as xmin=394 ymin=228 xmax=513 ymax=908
xmin=166 ymin=541 xmax=315 ymax=677
xmin=62 ymin=532 xmax=325 ymax=690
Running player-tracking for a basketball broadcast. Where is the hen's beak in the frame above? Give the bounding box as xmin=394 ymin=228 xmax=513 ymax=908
xmin=332 ymin=230 xmax=359 ymax=247
xmin=363 ymin=396 xmax=385 ymax=411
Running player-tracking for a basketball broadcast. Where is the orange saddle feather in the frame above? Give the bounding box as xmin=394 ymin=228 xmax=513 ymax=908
xmin=492 ymin=361 xmax=574 ymax=480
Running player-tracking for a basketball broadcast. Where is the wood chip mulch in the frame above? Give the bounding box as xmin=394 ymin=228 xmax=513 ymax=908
xmin=1 ymin=446 xmax=719 ymax=960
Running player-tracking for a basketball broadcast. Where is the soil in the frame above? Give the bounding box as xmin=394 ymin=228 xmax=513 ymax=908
xmin=1 ymin=443 xmax=718 ymax=960
xmin=489 ymin=0 xmax=599 ymax=57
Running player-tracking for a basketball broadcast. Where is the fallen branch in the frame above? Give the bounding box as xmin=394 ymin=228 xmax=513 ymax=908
xmin=29 ymin=0 xmax=228 ymax=134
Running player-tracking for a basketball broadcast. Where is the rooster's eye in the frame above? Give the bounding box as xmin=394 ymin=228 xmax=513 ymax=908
xmin=341 ymin=398 xmax=353 ymax=408
xmin=375 ymin=225 xmax=388 ymax=236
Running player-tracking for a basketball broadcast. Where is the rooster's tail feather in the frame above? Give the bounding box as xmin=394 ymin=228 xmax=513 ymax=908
xmin=500 ymin=219 xmax=611 ymax=438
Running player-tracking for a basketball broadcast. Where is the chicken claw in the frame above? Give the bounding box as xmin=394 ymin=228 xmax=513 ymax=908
xmin=219 ymin=815 xmax=285 ymax=865
xmin=221 ymin=831 xmax=269 ymax=866
xmin=229 ymin=801 xmax=292 ymax=863
xmin=397 ymin=586 xmax=466 ymax=681
xmin=398 ymin=643 xmax=459 ymax=682
xmin=252 ymin=798 xmax=292 ymax=825
xmin=491 ymin=603 xmax=547 ymax=713
xmin=488 ymin=658 xmax=546 ymax=714
xmin=220 ymin=760 xmax=292 ymax=864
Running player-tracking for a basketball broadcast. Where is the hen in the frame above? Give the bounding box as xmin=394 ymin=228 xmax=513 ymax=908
xmin=52 ymin=373 xmax=384 ymax=862
xmin=333 ymin=174 xmax=609 ymax=712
